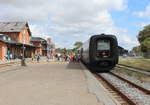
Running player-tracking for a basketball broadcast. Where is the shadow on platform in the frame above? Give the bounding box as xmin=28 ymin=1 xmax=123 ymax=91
xmin=66 ymin=62 xmax=84 ymax=70
xmin=66 ymin=62 xmax=111 ymax=73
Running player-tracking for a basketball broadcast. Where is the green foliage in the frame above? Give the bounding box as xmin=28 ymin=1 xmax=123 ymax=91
xmin=74 ymin=41 xmax=83 ymax=49
xmin=142 ymin=37 xmax=150 ymax=50
xmin=131 ymin=46 xmax=142 ymax=56
xmin=60 ymin=48 xmax=67 ymax=54
xmin=140 ymin=37 xmax=150 ymax=53
xmin=132 ymin=46 xmax=141 ymax=53
xmin=138 ymin=24 xmax=150 ymax=53
xmin=138 ymin=25 xmax=150 ymax=43
xmin=119 ymin=58 xmax=150 ymax=71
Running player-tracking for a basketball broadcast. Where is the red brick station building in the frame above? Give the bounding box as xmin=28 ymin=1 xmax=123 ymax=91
xmin=0 ymin=22 xmax=52 ymax=60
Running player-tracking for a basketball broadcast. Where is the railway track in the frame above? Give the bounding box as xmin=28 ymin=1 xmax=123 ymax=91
xmin=94 ymin=72 xmax=150 ymax=105
xmin=116 ymin=64 xmax=150 ymax=76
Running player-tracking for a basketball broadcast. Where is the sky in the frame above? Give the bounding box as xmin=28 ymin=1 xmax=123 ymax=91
xmin=0 ymin=0 xmax=150 ymax=50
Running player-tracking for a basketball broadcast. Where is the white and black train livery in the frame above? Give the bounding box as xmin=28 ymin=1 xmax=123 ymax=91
xmin=80 ymin=34 xmax=119 ymax=72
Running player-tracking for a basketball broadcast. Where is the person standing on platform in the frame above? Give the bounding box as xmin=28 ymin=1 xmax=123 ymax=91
xmin=7 ymin=50 xmax=10 ymax=61
xmin=37 ymin=54 xmax=40 ymax=62
xmin=10 ymin=53 xmax=13 ymax=60
xmin=47 ymin=54 xmax=50 ymax=62
xmin=31 ymin=53 xmax=34 ymax=61
xmin=57 ymin=53 xmax=61 ymax=61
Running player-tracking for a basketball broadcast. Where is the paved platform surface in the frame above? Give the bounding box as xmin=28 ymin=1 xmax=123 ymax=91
xmin=0 ymin=61 xmax=103 ymax=105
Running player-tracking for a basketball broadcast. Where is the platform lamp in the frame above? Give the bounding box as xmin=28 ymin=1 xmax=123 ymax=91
xmin=21 ymin=30 xmax=26 ymax=66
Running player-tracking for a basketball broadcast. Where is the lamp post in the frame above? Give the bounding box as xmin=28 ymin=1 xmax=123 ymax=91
xmin=21 ymin=30 xmax=26 ymax=66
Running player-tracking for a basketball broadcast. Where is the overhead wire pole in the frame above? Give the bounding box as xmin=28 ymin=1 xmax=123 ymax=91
xmin=21 ymin=29 xmax=26 ymax=66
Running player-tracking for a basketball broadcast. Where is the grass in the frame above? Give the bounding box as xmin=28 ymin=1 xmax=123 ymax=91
xmin=115 ymin=67 xmax=150 ymax=82
xmin=119 ymin=58 xmax=150 ymax=71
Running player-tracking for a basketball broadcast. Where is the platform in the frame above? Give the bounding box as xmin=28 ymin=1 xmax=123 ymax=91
xmin=0 ymin=61 xmax=119 ymax=105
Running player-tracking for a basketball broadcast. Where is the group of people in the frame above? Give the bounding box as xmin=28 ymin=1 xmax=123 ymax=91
xmin=4 ymin=51 xmax=81 ymax=63
xmin=54 ymin=53 xmax=81 ymax=62
xmin=31 ymin=53 xmax=41 ymax=62
xmin=5 ymin=53 xmax=13 ymax=61
xmin=5 ymin=49 xmax=15 ymax=61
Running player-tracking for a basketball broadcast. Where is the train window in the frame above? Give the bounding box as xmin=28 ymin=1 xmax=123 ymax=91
xmin=97 ymin=40 xmax=110 ymax=50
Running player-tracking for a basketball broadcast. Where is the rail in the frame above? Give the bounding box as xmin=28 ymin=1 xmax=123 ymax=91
xmin=109 ymin=72 xmax=150 ymax=95
xmin=116 ymin=64 xmax=150 ymax=76
xmin=94 ymin=73 xmax=137 ymax=105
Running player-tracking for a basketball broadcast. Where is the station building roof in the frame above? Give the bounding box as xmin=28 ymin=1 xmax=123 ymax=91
xmin=30 ymin=37 xmax=46 ymax=41
xmin=0 ymin=22 xmax=31 ymax=35
xmin=30 ymin=37 xmax=47 ymax=43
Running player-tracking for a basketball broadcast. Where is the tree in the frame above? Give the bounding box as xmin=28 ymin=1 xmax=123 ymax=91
xmin=74 ymin=41 xmax=83 ymax=49
xmin=138 ymin=24 xmax=150 ymax=53
xmin=141 ymin=37 xmax=150 ymax=52
xmin=132 ymin=46 xmax=142 ymax=56
xmin=132 ymin=46 xmax=141 ymax=52
xmin=138 ymin=25 xmax=150 ymax=43
xmin=61 ymin=48 xmax=67 ymax=54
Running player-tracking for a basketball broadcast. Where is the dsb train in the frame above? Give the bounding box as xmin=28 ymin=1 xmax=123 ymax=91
xmin=80 ymin=34 xmax=119 ymax=72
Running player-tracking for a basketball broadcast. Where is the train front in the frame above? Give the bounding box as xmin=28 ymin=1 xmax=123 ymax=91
xmin=90 ymin=35 xmax=119 ymax=71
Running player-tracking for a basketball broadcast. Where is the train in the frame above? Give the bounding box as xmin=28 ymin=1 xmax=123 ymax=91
xmin=80 ymin=34 xmax=119 ymax=72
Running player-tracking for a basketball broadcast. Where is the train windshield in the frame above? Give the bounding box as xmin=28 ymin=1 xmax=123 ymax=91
xmin=97 ymin=40 xmax=110 ymax=50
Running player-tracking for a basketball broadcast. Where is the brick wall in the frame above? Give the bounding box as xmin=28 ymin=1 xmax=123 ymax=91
xmin=31 ymin=42 xmax=42 ymax=55
xmin=0 ymin=32 xmax=19 ymax=42
xmin=0 ymin=41 xmax=7 ymax=60
xmin=0 ymin=27 xmax=31 ymax=44
xmin=19 ymin=28 xmax=31 ymax=44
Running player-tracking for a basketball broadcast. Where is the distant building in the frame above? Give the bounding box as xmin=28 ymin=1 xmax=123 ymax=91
xmin=30 ymin=37 xmax=48 ymax=56
xmin=0 ymin=22 xmax=36 ymax=60
xmin=47 ymin=38 xmax=55 ymax=50
xmin=46 ymin=38 xmax=55 ymax=57
xmin=0 ymin=22 xmax=57 ymax=60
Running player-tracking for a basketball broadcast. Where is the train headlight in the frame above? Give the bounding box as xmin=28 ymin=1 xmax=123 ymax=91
xmin=102 ymin=52 xmax=106 ymax=55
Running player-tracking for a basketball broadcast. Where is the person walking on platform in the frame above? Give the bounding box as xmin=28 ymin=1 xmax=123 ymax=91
xmin=7 ymin=50 xmax=10 ymax=61
xmin=74 ymin=54 xmax=78 ymax=62
xmin=31 ymin=53 xmax=34 ymax=61
xmin=57 ymin=53 xmax=61 ymax=61
xmin=10 ymin=53 xmax=13 ymax=60
xmin=65 ymin=54 xmax=68 ymax=61
xmin=37 ymin=54 xmax=40 ymax=62
xmin=70 ymin=55 xmax=74 ymax=62
xmin=77 ymin=53 xmax=81 ymax=62
xmin=47 ymin=54 xmax=50 ymax=62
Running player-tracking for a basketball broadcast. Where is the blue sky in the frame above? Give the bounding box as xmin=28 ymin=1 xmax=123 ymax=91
xmin=111 ymin=0 xmax=150 ymax=36
xmin=110 ymin=0 xmax=150 ymax=48
xmin=0 ymin=0 xmax=150 ymax=50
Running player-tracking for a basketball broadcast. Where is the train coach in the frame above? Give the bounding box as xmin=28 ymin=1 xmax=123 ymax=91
xmin=80 ymin=34 xmax=119 ymax=72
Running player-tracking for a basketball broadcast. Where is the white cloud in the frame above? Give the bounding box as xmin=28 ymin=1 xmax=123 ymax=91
xmin=0 ymin=0 xmax=137 ymax=49
xmin=0 ymin=0 xmax=127 ymax=23
xmin=134 ymin=4 xmax=150 ymax=19
xmin=120 ymin=34 xmax=138 ymax=45
xmin=29 ymin=25 xmax=51 ymax=40
xmin=135 ymin=22 xmax=150 ymax=28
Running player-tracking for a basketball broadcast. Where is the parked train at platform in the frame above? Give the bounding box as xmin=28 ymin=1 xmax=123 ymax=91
xmin=80 ymin=34 xmax=119 ymax=72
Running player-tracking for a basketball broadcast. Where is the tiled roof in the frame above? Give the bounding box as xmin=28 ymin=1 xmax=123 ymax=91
xmin=30 ymin=37 xmax=46 ymax=42
xmin=0 ymin=22 xmax=27 ymax=32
